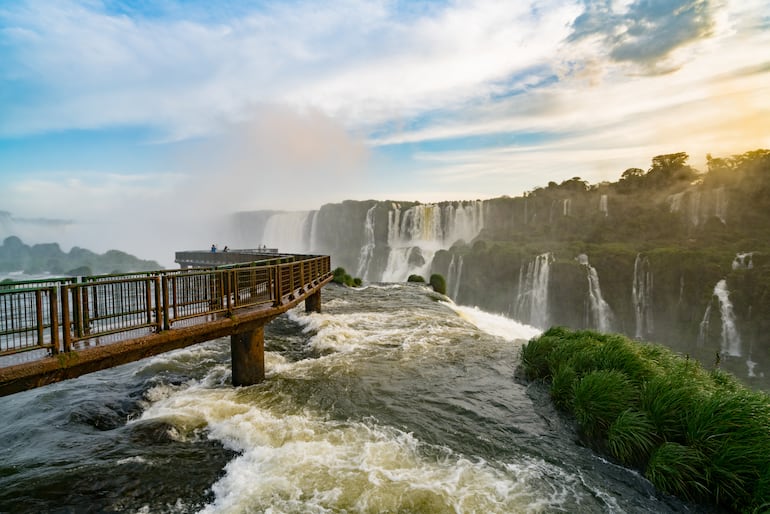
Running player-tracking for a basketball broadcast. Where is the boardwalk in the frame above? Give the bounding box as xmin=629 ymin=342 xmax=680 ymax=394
xmin=0 ymin=253 xmax=332 ymax=396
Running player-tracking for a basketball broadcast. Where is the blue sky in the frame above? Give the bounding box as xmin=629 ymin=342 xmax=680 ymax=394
xmin=0 ymin=0 xmax=768 ymax=262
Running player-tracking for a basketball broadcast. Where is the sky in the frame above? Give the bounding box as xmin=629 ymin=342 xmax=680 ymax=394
xmin=0 ymin=0 xmax=768 ymax=264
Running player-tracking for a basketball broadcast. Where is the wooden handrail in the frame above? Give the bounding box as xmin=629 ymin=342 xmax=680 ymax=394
xmin=0 ymin=255 xmax=332 ymax=360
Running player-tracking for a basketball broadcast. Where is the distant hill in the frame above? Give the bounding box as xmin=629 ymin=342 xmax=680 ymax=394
xmin=0 ymin=236 xmax=162 ymax=276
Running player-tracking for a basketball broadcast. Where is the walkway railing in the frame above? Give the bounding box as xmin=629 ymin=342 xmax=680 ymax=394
xmin=0 ymin=255 xmax=331 ymax=361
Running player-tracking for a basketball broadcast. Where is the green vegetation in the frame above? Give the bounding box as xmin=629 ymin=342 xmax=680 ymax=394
xmin=0 ymin=236 xmax=162 ymax=275
xmin=408 ymin=273 xmax=447 ymax=294
xmin=429 ymin=273 xmax=446 ymax=295
xmin=332 ymin=266 xmax=362 ymax=287
xmin=520 ymin=327 xmax=770 ymax=512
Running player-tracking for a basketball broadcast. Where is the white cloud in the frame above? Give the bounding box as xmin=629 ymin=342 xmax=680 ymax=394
xmin=0 ymin=0 xmax=767 ymax=263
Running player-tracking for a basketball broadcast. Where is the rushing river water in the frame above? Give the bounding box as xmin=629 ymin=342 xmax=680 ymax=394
xmin=0 ymin=283 xmax=715 ymax=513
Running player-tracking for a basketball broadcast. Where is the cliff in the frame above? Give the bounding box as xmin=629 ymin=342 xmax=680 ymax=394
xmin=231 ymin=149 xmax=770 ymax=388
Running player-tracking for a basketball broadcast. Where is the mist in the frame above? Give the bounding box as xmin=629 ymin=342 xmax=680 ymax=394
xmin=0 ymin=106 xmax=369 ymax=269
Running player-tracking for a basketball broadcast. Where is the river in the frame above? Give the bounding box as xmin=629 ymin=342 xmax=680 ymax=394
xmin=0 ymin=283 xmax=715 ymax=513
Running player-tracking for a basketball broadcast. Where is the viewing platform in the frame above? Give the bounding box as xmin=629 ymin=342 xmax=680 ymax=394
xmin=175 ymin=248 xmax=282 ymax=268
xmin=0 ymin=252 xmax=333 ymax=396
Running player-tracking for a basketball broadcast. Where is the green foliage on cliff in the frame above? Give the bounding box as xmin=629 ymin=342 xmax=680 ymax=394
xmin=429 ymin=274 xmax=446 ymax=295
xmin=521 ymin=327 xmax=770 ymax=512
xmin=0 ymin=236 xmax=162 ymax=276
xmin=407 ymin=274 xmax=425 ymax=283
xmin=332 ymin=266 xmax=361 ymax=287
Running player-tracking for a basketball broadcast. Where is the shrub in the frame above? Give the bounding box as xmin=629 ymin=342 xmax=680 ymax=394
xmin=572 ymin=369 xmax=637 ymax=440
xmin=332 ymin=266 xmax=361 ymax=287
xmin=429 ymin=273 xmax=446 ymax=295
xmin=520 ymin=336 xmax=558 ymax=379
xmin=607 ymin=409 xmax=657 ymax=468
xmin=407 ymin=274 xmax=425 ymax=283
xmin=550 ymin=364 xmax=577 ymax=410
xmin=646 ymin=442 xmax=709 ymax=503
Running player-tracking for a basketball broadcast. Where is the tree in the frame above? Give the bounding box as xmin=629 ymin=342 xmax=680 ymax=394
xmin=647 ymin=152 xmax=697 ymax=186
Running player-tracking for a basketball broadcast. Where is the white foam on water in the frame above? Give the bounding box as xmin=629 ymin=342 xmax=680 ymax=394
xmin=134 ymin=385 xmax=583 ymax=514
xmin=443 ymin=302 xmax=542 ymax=342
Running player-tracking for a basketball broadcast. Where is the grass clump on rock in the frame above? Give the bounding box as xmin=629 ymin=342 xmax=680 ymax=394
xmin=520 ymin=327 xmax=770 ymax=512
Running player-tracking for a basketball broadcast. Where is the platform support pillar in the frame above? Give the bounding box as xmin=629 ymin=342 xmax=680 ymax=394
xmin=305 ymin=290 xmax=322 ymax=313
xmin=231 ymin=324 xmax=265 ymax=386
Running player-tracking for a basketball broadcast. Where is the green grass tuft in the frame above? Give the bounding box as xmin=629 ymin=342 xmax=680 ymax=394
xmin=572 ymin=369 xmax=637 ymax=440
xmin=607 ymin=409 xmax=658 ymax=468
xmin=550 ymin=364 xmax=578 ymax=411
xmin=646 ymin=442 xmax=710 ymax=503
xmin=520 ymin=337 xmax=557 ymax=380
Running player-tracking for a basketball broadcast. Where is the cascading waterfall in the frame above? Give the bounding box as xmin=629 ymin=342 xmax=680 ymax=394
xmin=599 ymin=194 xmax=608 ymax=217
xmin=697 ymin=302 xmax=712 ymax=347
xmin=308 ymin=210 xmax=320 ymax=253
xmin=447 ymin=254 xmax=464 ymax=300
xmin=668 ymin=188 xmax=728 ymax=226
xmin=380 ymin=201 xmax=484 ymax=282
xmin=355 ymin=206 xmax=376 ymax=280
xmin=688 ymin=191 xmax=702 ymax=225
xmin=632 ymin=254 xmax=653 ymax=339
xmin=715 ymin=186 xmax=727 ymax=223
xmin=577 ymin=254 xmax=613 ymax=332
xmin=714 ymin=279 xmax=742 ymax=357
xmin=732 ymin=252 xmax=754 ymax=270
xmin=562 ymin=199 xmax=571 ymax=216
xmin=514 ymin=253 xmax=552 ymax=330
xmin=262 ymin=211 xmax=313 ymax=253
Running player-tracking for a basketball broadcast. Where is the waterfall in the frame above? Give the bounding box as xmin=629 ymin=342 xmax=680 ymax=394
xmin=262 ymin=211 xmax=313 ymax=253
xmin=668 ymin=192 xmax=684 ymax=213
xmin=599 ymin=194 xmax=608 ymax=217
xmin=697 ymin=302 xmax=712 ymax=347
xmin=355 ymin=206 xmax=376 ymax=280
xmin=732 ymin=252 xmax=754 ymax=270
xmin=715 ymin=186 xmax=727 ymax=223
xmin=688 ymin=191 xmax=701 ymax=225
xmin=577 ymin=254 xmax=613 ymax=332
xmin=562 ymin=199 xmax=571 ymax=216
xmin=669 ymin=188 xmax=727 ymax=226
xmin=514 ymin=253 xmax=552 ymax=329
xmin=632 ymin=254 xmax=653 ymax=339
xmin=714 ymin=279 xmax=741 ymax=357
xmin=379 ymin=201 xmax=484 ymax=282
xmin=447 ymin=255 xmax=464 ymax=300
xmin=308 ymin=210 xmax=320 ymax=253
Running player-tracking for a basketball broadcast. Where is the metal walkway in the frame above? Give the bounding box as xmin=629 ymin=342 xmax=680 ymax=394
xmin=0 ymin=253 xmax=333 ymax=396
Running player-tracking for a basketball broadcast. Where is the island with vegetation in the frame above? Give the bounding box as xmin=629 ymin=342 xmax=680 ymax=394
xmin=0 ymin=236 xmax=162 ymax=277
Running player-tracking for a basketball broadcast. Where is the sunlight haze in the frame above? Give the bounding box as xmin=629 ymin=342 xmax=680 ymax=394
xmin=0 ymin=0 xmax=768 ymax=264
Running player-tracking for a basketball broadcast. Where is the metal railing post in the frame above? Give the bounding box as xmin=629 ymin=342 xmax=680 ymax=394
xmin=272 ymin=266 xmax=281 ymax=307
xmin=49 ymin=287 xmax=60 ymax=355
xmin=35 ymin=289 xmax=44 ymax=347
xmin=61 ymin=285 xmax=72 ymax=353
xmin=162 ymin=276 xmax=170 ymax=331
xmin=80 ymin=286 xmax=89 ymax=337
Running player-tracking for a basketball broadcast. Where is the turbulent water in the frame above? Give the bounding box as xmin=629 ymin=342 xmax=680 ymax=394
xmin=0 ymin=284 xmax=710 ymax=513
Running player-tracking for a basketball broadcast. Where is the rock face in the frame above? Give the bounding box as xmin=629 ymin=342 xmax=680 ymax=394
xmin=231 ymin=150 xmax=770 ymax=387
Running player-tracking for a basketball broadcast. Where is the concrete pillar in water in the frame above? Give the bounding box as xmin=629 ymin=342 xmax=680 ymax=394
xmin=305 ymin=290 xmax=322 ymax=313
xmin=231 ymin=324 xmax=265 ymax=386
